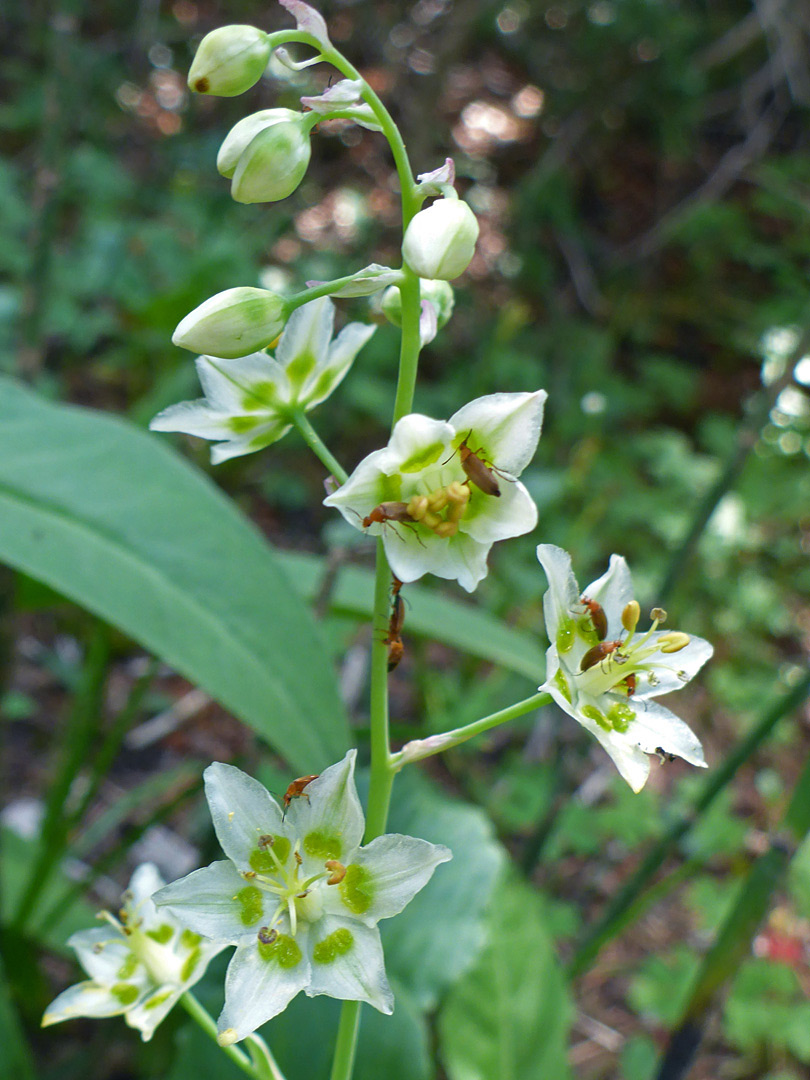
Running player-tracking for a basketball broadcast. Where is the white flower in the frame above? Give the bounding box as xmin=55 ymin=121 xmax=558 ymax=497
xmin=536 ymin=544 xmax=713 ymax=792
xmin=153 ymin=751 xmax=451 ymax=1045
xmin=187 ymin=25 xmax=271 ymax=97
xmin=151 ymin=297 xmax=374 ymax=464
xmin=172 ymin=287 xmax=289 ymax=360
xmin=324 ymin=391 xmax=546 ymax=592
xmin=41 ymin=864 xmax=224 ymax=1042
xmin=402 ymin=198 xmax=479 ymax=280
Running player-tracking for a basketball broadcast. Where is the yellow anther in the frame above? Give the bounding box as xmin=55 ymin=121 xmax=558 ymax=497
xmin=650 ymin=607 xmax=668 ymax=624
xmin=294 ymin=851 xmax=302 ymax=866
xmin=446 ymin=480 xmax=470 ymax=503
xmin=621 ymin=601 xmax=640 ymax=634
xmin=407 ymin=495 xmax=428 ymax=521
xmin=658 ymin=632 xmax=690 ymax=653
xmin=447 ymin=499 xmax=467 ymax=523
xmin=325 ymin=859 xmax=346 ymax=885
xmin=422 ymin=510 xmax=442 ymax=530
xmin=427 ymin=488 xmax=449 ymax=512
xmin=434 ymin=521 xmax=458 ymax=538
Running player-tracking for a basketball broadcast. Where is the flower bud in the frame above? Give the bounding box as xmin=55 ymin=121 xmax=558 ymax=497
xmin=172 ymin=287 xmax=289 ymax=359
xmin=217 ymin=108 xmax=301 ymax=178
xmin=230 ymin=120 xmax=312 ymax=204
xmin=402 ymin=198 xmax=479 ymax=280
xmin=381 ymin=279 xmax=455 ymax=328
xmin=187 ymin=25 xmax=271 ymax=97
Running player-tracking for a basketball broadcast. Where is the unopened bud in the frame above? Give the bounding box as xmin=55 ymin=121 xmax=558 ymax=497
xmin=402 ymin=199 xmax=479 ymax=280
xmin=381 ymin=279 xmax=455 ymax=328
xmin=650 ymin=607 xmax=668 ymax=624
xmin=658 ymin=632 xmax=691 ymax=653
xmin=231 ymin=119 xmax=312 ymax=204
xmin=188 ymin=25 xmax=271 ymax=97
xmin=217 ymin=108 xmax=302 ymax=178
xmin=173 ymin=287 xmax=289 ymax=359
xmin=621 ymin=600 xmax=640 ymax=634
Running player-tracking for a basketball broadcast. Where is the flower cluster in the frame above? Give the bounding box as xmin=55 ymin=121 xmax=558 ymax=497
xmin=42 ymin=864 xmax=224 ymax=1041
xmin=536 ymin=545 xmax=712 ymax=792
xmin=324 ymin=391 xmax=546 ymax=592
xmin=153 ymin=751 xmax=450 ymax=1044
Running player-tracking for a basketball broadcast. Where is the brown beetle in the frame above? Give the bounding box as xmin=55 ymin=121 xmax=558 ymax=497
xmin=579 ymin=639 xmax=626 ymax=673
xmin=385 ymin=576 xmax=406 ymax=671
xmin=282 ymin=774 xmax=319 ymax=814
xmin=580 ymin=595 xmax=608 ymax=641
xmin=457 ymin=434 xmax=501 ymax=497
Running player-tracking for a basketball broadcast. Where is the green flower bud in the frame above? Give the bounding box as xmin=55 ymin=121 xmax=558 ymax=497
xmin=217 ymin=109 xmax=301 ymax=178
xmin=402 ymin=198 xmax=479 ymax=280
xmin=381 ymin=279 xmax=455 ymax=329
xmin=187 ymin=25 xmax=272 ymax=97
xmin=173 ymin=288 xmax=289 ymax=359
xmin=230 ymin=120 xmax=312 ymax=204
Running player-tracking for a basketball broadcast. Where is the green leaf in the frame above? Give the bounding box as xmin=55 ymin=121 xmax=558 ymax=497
xmin=279 ymin=552 xmax=545 ymax=681
xmin=0 ymin=378 xmax=347 ymax=771
xmin=381 ymin=768 xmax=507 ymax=1011
xmin=438 ymin=877 xmax=572 ymax=1080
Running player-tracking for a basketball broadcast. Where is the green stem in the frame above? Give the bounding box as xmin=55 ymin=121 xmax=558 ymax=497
xmin=392 ymin=691 xmax=551 ymax=769
xmin=329 ymin=1001 xmax=362 ymax=1080
xmin=246 ymin=1033 xmax=287 ymax=1080
xmin=291 ymin=410 xmax=349 ymax=484
xmin=180 ymin=992 xmax=258 ymax=1079
xmin=287 ymin=272 xmax=398 ymax=309
xmin=391 ymin=269 xmax=422 ymax=425
xmin=364 ymin=542 xmax=396 ymax=840
xmin=567 ymin=669 xmax=810 ymax=978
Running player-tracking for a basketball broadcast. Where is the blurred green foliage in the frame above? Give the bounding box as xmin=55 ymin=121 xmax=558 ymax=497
xmin=2 ymin=0 xmax=810 ymax=1077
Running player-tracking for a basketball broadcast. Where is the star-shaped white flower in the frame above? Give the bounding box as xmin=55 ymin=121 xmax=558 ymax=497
xmin=153 ymin=751 xmax=451 ymax=1045
xmin=41 ymin=864 xmax=225 ymax=1042
xmin=324 ymin=391 xmax=546 ymax=592
xmin=150 ymin=297 xmax=374 ymax=464
xmin=536 ymin=544 xmax=712 ymax=792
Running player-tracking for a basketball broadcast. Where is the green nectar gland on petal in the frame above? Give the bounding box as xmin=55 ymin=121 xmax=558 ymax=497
xmin=339 ymin=863 xmax=374 ymax=915
xmin=188 ymin=25 xmax=271 ymax=97
xmin=556 ymin=615 xmax=576 ymax=653
xmin=312 ymin=927 xmax=354 ymax=965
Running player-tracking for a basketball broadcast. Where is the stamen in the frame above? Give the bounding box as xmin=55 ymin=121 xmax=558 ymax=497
xmin=324 ymin=859 xmax=346 ymax=885
xmin=650 ymin=607 xmax=668 ymax=624
xmin=658 ymin=632 xmax=691 ymax=653
xmin=287 ymin=897 xmax=297 ymax=937
xmin=258 ymin=926 xmax=278 ymax=945
xmin=621 ymin=601 xmax=640 ymax=635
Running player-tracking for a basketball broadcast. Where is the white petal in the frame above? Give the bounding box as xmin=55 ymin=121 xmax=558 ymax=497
xmin=387 ymin=414 xmax=455 ymax=471
xmin=322 ymin=448 xmax=395 ymax=531
xmin=204 ymin=762 xmax=285 ymax=870
xmin=197 ymin=354 xmax=290 ymax=412
xmin=583 ymin=554 xmax=634 ymax=637
xmin=218 ymin=937 xmax=310 ymax=1043
xmin=149 ymin=400 xmax=236 ymax=440
xmin=42 ymin=981 xmax=132 ymax=1025
xmin=68 ymin=928 xmax=136 ymax=985
xmin=278 ymin=0 xmax=331 ymax=48
xmin=383 ymin=527 xmax=490 ymax=592
xmin=154 ymin=860 xmax=273 ymax=944
xmin=124 ymin=984 xmax=183 ymax=1042
xmin=276 ymin=296 xmax=334 ymax=378
xmin=127 ymin=863 xmax=165 ymax=909
xmin=536 ymin=544 xmax=581 ymax=646
xmin=625 ymin=698 xmax=707 ymax=768
xmin=461 ymin=480 xmax=537 ymax=544
xmin=285 ymin=750 xmax=365 ymax=868
xmin=208 ymin=420 xmax=293 ymax=464
xmin=632 ymin=634 xmax=714 ymax=700
xmin=333 ymin=835 xmax=452 ymax=926
xmin=589 ymin=725 xmax=652 ymax=793
xmin=449 ymin=391 xmax=546 ymax=476
xmin=305 ymin=916 xmax=393 ymax=1014
xmin=299 ymin=321 xmax=375 ymax=408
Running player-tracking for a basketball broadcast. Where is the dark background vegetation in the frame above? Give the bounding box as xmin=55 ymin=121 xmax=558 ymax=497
xmin=2 ymin=0 xmax=810 ymax=1077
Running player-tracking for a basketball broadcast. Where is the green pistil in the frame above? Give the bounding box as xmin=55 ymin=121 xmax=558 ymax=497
xmin=312 ymin=927 xmax=354 ymax=965
xmin=111 ymin=983 xmax=139 ymax=1006
xmin=303 ymin=830 xmax=342 ymax=861
xmin=145 ymin=923 xmax=173 ymax=944
xmin=257 ymin=933 xmax=302 ymax=968
xmin=556 ymin=617 xmax=575 ymax=654
xmin=339 ymin=864 xmax=373 ymax=915
xmin=236 ymin=885 xmax=263 ymax=926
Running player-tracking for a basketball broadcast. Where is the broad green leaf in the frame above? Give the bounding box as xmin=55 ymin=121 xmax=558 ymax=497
xmin=381 ymin=768 xmax=507 ymax=1011
xmin=279 ymin=552 xmax=545 ymax=681
xmin=0 ymin=378 xmax=347 ymax=771
xmin=438 ymin=877 xmax=572 ymax=1080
